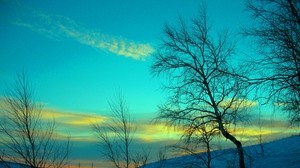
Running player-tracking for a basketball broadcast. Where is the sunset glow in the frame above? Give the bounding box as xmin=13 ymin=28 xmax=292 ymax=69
xmin=1 ymin=0 xmax=298 ymax=167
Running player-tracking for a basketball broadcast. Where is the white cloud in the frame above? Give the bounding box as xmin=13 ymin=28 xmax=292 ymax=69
xmin=14 ymin=10 xmax=154 ymax=60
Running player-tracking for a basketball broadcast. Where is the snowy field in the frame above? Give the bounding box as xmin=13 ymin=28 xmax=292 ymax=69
xmin=0 ymin=161 xmax=29 ymax=168
xmin=1 ymin=136 xmax=299 ymax=168
xmin=143 ymin=136 xmax=300 ymax=168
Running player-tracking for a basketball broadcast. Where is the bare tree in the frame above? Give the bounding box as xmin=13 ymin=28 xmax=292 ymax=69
xmin=256 ymin=107 xmax=264 ymax=157
xmin=151 ymin=7 xmax=251 ymax=168
xmin=132 ymin=148 xmax=150 ymax=168
xmin=0 ymin=71 xmax=70 ymax=168
xmin=156 ymin=146 xmax=168 ymax=168
xmin=93 ymin=93 xmax=148 ymax=168
xmin=173 ymin=123 xmax=218 ymax=168
xmin=244 ymin=0 xmax=300 ymax=124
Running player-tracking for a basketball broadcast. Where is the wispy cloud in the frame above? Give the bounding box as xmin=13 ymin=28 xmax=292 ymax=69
xmin=219 ymin=98 xmax=258 ymax=109
xmin=14 ymin=10 xmax=154 ymax=60
xmin=41 ymin=108 xmax=106 ymax=126
xmin=39 ymin=108 xmax=107 ymax=140
xmin=1 ymin=99 xmax=298 ymax=167
xmin=1 ymin=96 xmax=295 ymax=144
xmin=136 ymin=122 xmax=183 ymax=142
xmin=40 ymin=106 xmax=298 ymax=144
xmin=39 ymin=109 xmax=175 ymax=141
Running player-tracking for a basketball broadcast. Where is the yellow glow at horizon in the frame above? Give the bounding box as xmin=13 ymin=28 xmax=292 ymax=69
xmin=41 ymin=109 xmax=107 ymax=126
xmin=136 ymin=122 xmax=183 ymax=142
xmin=230 ymin=127 xmax=274 ymax=136
xmin=219 ymin=99 xmax=257 ymax=109
xmin=33 ymin=107 xmax=297 ymax=145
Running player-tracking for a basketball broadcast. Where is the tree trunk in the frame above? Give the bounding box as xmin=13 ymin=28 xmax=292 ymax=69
xmin=219 ymin=123 xmax=245 ymax=168
xmin=206 ymin=141 xmax=211 ymax=168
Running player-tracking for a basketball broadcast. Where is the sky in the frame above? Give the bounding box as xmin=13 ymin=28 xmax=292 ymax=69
xmin=0 ymin=0 xmax=248 ymax=112
xmin=0 ymin=0 xmax=298 ymax=167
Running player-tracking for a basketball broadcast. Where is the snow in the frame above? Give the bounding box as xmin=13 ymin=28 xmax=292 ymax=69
xmin=143 ymin=136 xmax=300 ymax=168
xmin=1 ymin=136 xmax=299 ymax=168
xmin=0 ymin=161 xmax=30 ymax=168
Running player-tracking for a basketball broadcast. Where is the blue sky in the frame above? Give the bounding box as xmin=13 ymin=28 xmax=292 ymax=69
xmin=1 ymin=0 xmax=297 ymax=167
xmin=0 ymin=0 xmax=248 ymax=115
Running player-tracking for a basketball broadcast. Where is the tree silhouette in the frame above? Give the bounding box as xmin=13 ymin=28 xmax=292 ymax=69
xmin=172 ymin=123 xmax=218 ymax=168
xmin=245 ymin=0 xmax=300 ymax=124
xmin=0 ymin=71 xmax=70 ymax=168
xmin=93 ymin=93 xmax=149 ymax=168
xmin=151 ymin=7 xmax=250 ymax=168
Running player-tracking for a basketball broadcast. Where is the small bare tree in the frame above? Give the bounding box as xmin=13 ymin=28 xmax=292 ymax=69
xmin=257 ymin=108 xmax=264 ymax=157
xmin=151 ymin=7 xmax=251 ymax=168
xmin=244 ymin=0 xmax=300 ymax=124
xmin=156 ymin=146 xmax=168 ymax=168
xmin=0 ymin=71 xmax=70 ymax=168
xmin=93 ymin=94 xmax=148 ymax=168
xmin=173 ymin=123 xmax=218 ymax=168
xmin=132 ymin=148 xmax=150 ymax=168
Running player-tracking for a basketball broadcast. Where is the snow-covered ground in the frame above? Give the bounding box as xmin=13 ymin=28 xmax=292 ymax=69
xmin=1 ymin=136 xmax=299 ymax=168
xmin=143 ymin=135 xmax=300 ymax=168
xmin=0 ymin=161 xmax=29 ymax=168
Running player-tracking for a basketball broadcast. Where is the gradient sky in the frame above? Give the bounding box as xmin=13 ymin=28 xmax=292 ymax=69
xmin=0 ymin=0 xmax=297 ymax=167
xmin=0 ymin=0 xmax=249 ymax=114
